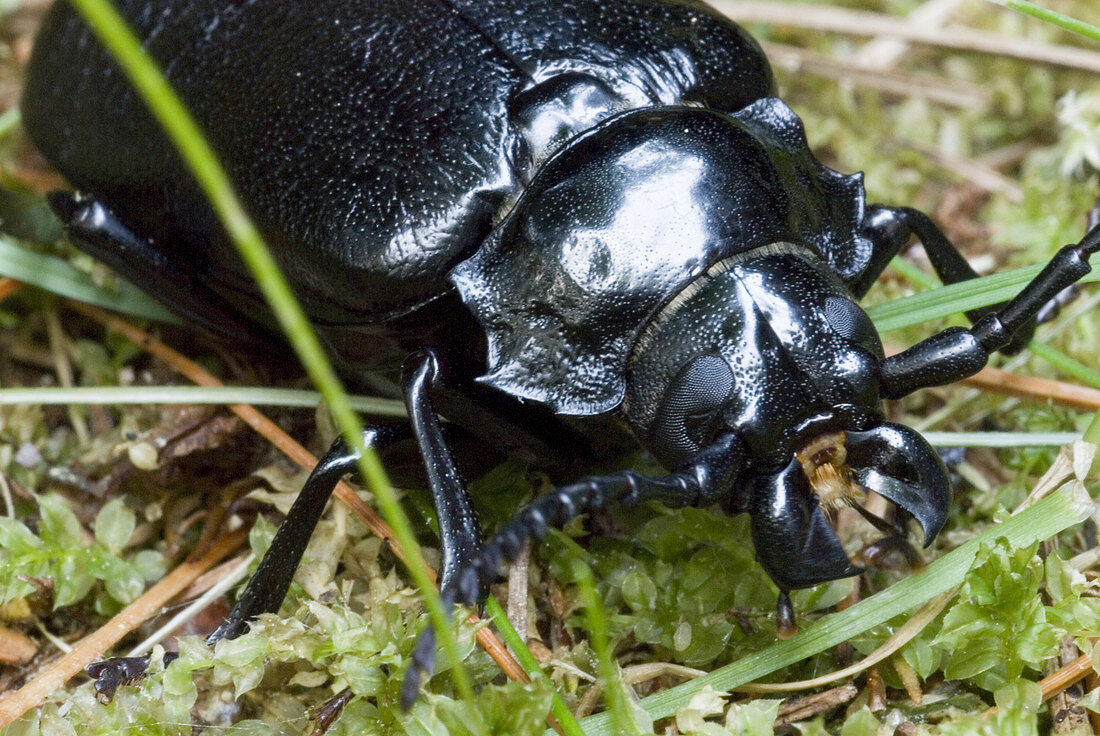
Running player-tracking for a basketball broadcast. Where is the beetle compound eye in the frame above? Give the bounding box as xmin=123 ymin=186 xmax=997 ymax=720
xmin=824 ymin=296 xmax=876 ymax=345
xmin=652 ymin=355 xmax=734 ymax=464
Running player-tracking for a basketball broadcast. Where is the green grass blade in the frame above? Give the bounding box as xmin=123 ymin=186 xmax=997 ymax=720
xmin=867 ymin=265 xmax=1100 ymax=333
xmin=483 ymin=596 xmax=587 ymax=736
xmin=986 ymin=0 xmax=1100 ymax=43
xmin=64 ymin=0 xmax=471 ymax=701
xmin=574 ymin=560 xmax=644 ymax=736
xmin=887 ymin=256 xmax=938 ymax=291
xmin=0 ymin=236 xmax=177 ymax=322
xmin=568 ymin=484 xmax=1091 ymax=735
xmin=1028 ymin=342 xmax=1100 ymax=390
xmin=0 ymin=385 xmax=407 ymax=416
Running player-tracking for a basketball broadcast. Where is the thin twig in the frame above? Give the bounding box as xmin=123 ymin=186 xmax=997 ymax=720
xmin=961 ymin=365 xmax=1100 ymax=412
xmin=64 ymin=303 xmax=529 ymax=696
xmin=0 ymin=527 xmax=249 ymax=727
xmin=903 ymin=140 xmax=1025 ymax=201
xmin=885 ymin=345 xmax=1100 ymax=412
xmin=43 ymin=306 xmax=90 ymax=446
xmin=761 ymin=42 xmax=989 ymax=110
xmin=506 ymin=542 xmax=531 ymax=640
xmin=775 ymin=684 xmax=859 ymax=726
xmin=711 ymin=1 xmax=1100 ymax=74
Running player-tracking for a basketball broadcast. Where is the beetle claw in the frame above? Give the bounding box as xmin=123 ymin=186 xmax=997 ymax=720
xmin=847 ymin=423 xmax=950 ymax=546
xmin=750 ymin=459 xmax=863 ymax=592
xmin=86 ymin=659 xmax=131 ymax=703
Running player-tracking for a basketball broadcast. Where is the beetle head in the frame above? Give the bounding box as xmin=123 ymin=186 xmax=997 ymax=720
xmin=624 ymin=249 xmax=950 ymax=592
xmin=749 ymin=422 xmax=949 ymax=591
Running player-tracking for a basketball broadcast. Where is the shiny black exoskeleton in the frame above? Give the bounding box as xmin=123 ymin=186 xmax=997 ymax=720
xmin=21 ymin=0 xmax=1099 ymax=707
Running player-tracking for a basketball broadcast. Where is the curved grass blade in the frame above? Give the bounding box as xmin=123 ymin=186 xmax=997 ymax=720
xmin=63 ymin=0 xmax=471 ymax=703
xmin=0 ymin=236 xmax=177 ymax=322
xmin=568 ymin=483 xmax=1091 ymax=735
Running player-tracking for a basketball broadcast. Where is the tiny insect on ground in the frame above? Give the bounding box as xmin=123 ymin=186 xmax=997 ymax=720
xmin=3 ymin=0 xmax=1100 ymax=732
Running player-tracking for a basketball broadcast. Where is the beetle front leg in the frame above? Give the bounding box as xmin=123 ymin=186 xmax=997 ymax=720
xmin=469 ymin=431 xmax=747 ymax=595
xmin=880 ymin=222 xmax=1100 ymax=398
xmin=402 ymin=349 xmax=485 ymax=596
xmin=858 ymin=206 xmax=1077 ymax=352
xmin=88 ymin=425 xmax=410 ymax=701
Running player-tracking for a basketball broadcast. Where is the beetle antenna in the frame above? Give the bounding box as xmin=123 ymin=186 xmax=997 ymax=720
xmin=401 ymin=586 xmax=457 ymax=711
xmin=399 ymin=435 xmax=750 ymax=709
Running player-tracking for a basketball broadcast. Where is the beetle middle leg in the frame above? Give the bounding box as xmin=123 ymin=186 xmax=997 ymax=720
xmin=402 ymin=348 xmax=485 ymax=596
xmin=88 ymin=424 xmax=411 ymax=701
xmin=204 ymin=353 xmax=490 ymax=637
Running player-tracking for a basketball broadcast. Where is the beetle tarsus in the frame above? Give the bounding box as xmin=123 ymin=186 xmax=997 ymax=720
xmin=86 ymin=652 xmax=178 ymax=703
xmin=310 ymin=687 xmax=354 ymax=736
xmin=87 ymin=656 xmax=145 ymax=703
xmin=401 ymin=585 xmax=458 ymax=711
xmin=401 ymin=628 xmax=437 ymax=711
xmin=1035 ymin=284 xmax=1079 ymax=324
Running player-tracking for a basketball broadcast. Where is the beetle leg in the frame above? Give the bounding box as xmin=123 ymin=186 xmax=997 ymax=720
xmin=88 ymin=425 xmax=409 ymax=702
xmin=400 ymin=432 xmax=747 ymax=708
xmin=48 ymin=191 xmax=273 ymax=346
xmin=857 ymin=205 xmax=988 ymax=297
xmin=472 ymin=432 xmax=745 ymax=602
xmin=880 ymin=221 xmax=1100 ymax=398
xmin=858 ymin=205 xmax=1077 ymax=352
xmin=208 ymin=428 xmax=414 ymax=642
xmin=402 ymin=349 xmax=485 ymax=596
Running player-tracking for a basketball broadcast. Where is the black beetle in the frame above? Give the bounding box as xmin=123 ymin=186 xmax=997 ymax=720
xmin=20 ymin=0 xmax=1100 ymax=709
